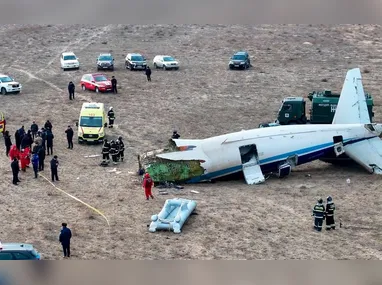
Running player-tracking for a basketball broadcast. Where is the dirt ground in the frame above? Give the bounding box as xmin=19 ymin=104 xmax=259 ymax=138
xmin=0 ymin=24 xmax=381 ymax=260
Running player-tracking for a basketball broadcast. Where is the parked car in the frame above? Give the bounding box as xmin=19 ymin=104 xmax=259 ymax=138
xmin=153 ymin=55 xmax=179 ymax=70
xmin=228 ymin=51 xmax=251 ymax=70
xmin=80 ymin=73 xmax=112 ymax=93
xmin=60 ymin=52 xmax=80 ymax=70
xmin=0 ymin=242 xmax=41 ymax=260
xmin=0 ymin=74 xmax=22 ymax=95
xmin=125 ymin=53 xmax=147 ymax=70
xmin=97 ymin=53 xmax=114 ymax=71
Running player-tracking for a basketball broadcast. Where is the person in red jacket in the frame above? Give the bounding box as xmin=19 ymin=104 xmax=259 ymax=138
xmin=142 ymin=173 xmax=154 ymax=200
xmin=20 ymin=147 xmax=31 ymax=172
xmin=9 ymin=145 xmax=20 ymax=162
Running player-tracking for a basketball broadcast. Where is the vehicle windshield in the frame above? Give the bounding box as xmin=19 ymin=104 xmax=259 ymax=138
xmin=94 ymin=75 xmax=108 ymax=82
xmin=0 ymin=76 xmax=13 ymax=82
xmin=131 ymin=55 xmax=144 ymax=61
xmin=80 ymin=116 xmax=103 ymax=127
xmin=232 ymin=55 xmax=246 ymax=60
xmin=163 ymin=57 xmax=175 ymax=62
xmin=64 ymin=55 xmax=76 ymax=60
xmin=99 ymin=55 xmax=112 ymax=61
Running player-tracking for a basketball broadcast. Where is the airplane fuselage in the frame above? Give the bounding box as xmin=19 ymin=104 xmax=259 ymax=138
xmin=185 ymin=123 xmax=381 ymax=182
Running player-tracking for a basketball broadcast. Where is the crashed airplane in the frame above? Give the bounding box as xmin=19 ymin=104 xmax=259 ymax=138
xmin=139 ymin=68 xmax=382 ymax=185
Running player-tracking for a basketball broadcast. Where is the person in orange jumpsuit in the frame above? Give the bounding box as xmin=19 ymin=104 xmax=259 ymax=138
xmin=142 ymin=173 xmax=154 ymax=200
xmin=9 ymin=145 xmax=20 ymax=162
xmin=20 ymin=147 xmax=31 ymax=172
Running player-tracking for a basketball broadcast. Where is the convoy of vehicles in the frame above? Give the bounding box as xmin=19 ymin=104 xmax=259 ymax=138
xmin=0 ymin=74 xmax=22 ymax=95
xmin=76 ymin=102 xmax=107 ymax=144
xmin=80 ymin=73 xmax=112 ymax=93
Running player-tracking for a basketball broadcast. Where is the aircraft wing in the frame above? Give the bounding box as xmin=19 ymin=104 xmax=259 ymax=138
xmin=344 ymin=137 xmax=382 ymax=174
xmin=332 ymin=68 xmax=371 ymax=124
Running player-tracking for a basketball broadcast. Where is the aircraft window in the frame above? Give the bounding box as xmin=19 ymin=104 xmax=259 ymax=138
xmin=282 ymin=104 xmax=292 ymax=111
xmin=365 ymin=124 xmax=375 ymax=132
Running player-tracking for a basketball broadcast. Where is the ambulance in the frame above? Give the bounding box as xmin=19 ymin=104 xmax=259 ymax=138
xmin=0 ymin=111 xmax=5 ymax=134
xmin=76 ymin=102 xmax=107 ymax=144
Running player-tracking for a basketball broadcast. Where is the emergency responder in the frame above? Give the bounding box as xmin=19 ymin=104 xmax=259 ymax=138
xmin=115 ymin=139 xmax=121 ymax=161
xmin=111 ymin=76 xmax=117 ymax=94
xmin=145 ymin=66 xmax=152 ymax=81
xmin=117 ymin=136 xmax=125 ymax=162
xmin=109 ymin=140 xmax=118 ymax=164
xmin=142 ymin=173 xmax=154 ymax=200
xmin=312 ymin=198 xmax=326 ymax=232
xmin=50 ymin=155 xmax=59 ymax=182
xmin=108 ymin=107 xmax=115 ymax=128
xmin=65 ymin=126 xmax=74 ymax=149
xmin=102 ymin=139 xmax=110 ymax=162
xmin=46 ymin=128 xmax=54 ymax=155
xmin=3 ymin=130 xmax=12 ymax=157
xmin=11 ymin=157 xmax=20 ymax=185
xmin=30 ymin=121 xmax=38 ymax=140
xmin=325 ymin=196 xmax=336 ymax=230
xmin=68 ymin=81 xmax=75 ymax=100
xmin=172 ymin=130 xmax=180 ymax=139
xmin=59 ymin=223 xmax=72 ymax=258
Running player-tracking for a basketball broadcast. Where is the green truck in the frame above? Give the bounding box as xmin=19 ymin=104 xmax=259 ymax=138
xmin=276 ymin=90 xmax=374 ymax=125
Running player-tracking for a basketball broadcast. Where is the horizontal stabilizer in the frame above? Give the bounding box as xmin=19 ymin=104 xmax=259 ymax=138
xmin=344 ymin=137 xmax=382 ymax=174
xmin=332 ymin=68 xmax=370 ymax=124
xmin=172 ymin=139 xmax=203 ymax=147
xmin=156 ymin=150 xmax=207 ymax=161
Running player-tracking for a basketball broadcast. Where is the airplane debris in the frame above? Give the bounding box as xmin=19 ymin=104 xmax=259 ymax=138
xmin=190 ymin=190 xmax=199 ymax=194
xmin=138 ymin=68 xmax=382 ymax=185
xmin=346 ymin=178 xmax=351 ymax=184
xmin=107 ymin=168 xmax=117 ymax=173
xmin=116 ymin=171 xmax=122 ymax=174
xmin=84 ymin=154 xmax=101 ymax=158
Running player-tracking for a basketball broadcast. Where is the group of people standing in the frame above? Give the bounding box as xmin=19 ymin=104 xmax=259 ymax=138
xmin=101 ymin=137 xmax=125 ymax=165
xmin=312 ymin=196 xmax=336 ymax=231
xmin=3 ymin=120 xmax=62 ymax=184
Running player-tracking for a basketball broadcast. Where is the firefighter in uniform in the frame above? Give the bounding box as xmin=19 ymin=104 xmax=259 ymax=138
xmin=312 ymin=198 xmax=325 ymax=232
xmin=108 ymin=107 xmax=115 ymax=128
xmin=325 ymin=196 xmax=336 ymax=230
xmin=117 ymin=136 xmax=125 ymax=162
xmin=109 ymin=140 xmax=118 ymax=164
xmin=115 ymin=139 xmax=121 ymax=161
xmin=102 ymin=139 xmax=110 ymax=162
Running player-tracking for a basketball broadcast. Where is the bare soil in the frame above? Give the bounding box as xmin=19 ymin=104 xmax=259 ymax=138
xmin=0 ymin=24 xmax=381 ymax=260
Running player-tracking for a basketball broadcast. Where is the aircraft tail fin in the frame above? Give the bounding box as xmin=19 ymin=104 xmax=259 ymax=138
xmin=332 ymin=68 xmax=370 ymax=125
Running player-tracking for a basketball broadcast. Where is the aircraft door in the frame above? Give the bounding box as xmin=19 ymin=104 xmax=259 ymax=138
xmin=239 ymin=144 xmax=265 ymax=185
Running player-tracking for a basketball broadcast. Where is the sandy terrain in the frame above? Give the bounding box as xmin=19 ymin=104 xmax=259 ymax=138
xmin=0 ymin=24 xmax=381 ymax=260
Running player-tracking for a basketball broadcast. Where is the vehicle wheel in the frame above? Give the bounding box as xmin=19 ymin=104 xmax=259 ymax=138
xmin=97 ymin=67 xmax=100 ymax=71
xmin=82 ymin=85 xmax=86 ymax=91
xmin=78 ymin=139 xmax=83 ymax=144
xmin=1 ymin=88 xmax=6 ymax=95
xmin=95 ymin=87 xmax=99 ymax=93
xmin=14 ymin=91 xmax=20 ymax=94
xmin=163 ymin=65 xmax=166 ymax=70
xmin=174 ymin=67 xmax=179 ymax=70
xmin=154 ymin=63 xmax=157 ymax=69
xmin=130 ymin=64 xmax=134 ymax=71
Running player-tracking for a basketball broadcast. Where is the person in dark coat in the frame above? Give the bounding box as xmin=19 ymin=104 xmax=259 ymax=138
xmin=11 ymin=157 xmax=20 ymax=185
xmin=102 ymin=139 xmax=110 ymax=162
xmin=40 ymin=128 xmax=47 ymax=151
xmin=50 ymin=155 xmax=59 ymax=182
xmin=117 ymin=136 xmax=125 ymax=162
xmin=68 ymin=81 xmax=75 ymax=100
xmin=30 ymin=121 xmax=38 ymax=140
xmin=145 ymin=66 xmax=151 ymax=81
xmin=44 ymin=120 xmax=52 ymax=130
xmin=111 ymin=76 xmax=117 ymax=94
xmin=59 ymin=223 xmax=72 ymax=258
xmin=31 ymin=152 xmax=39 ymax=178
xmin=17 ymin=126 xmax=25 ymax=138
xmin=14 ymin=129 xmax=21 ymax=150
xmin=65 ymin=126 xmax=74 ymax=149
xmin=46 ymin=128 xmax=54 ymax=155
xmin=325 ymin=196 xmax=336 ymax=230
xmin=38 ymin=145 xmax=45 ymax=171
xmin=3 ymin=130 xmax=12 ymax=157
xmin=172 ymin=130 xmax=180 ymax=139
xmin=21 ymin=130 xmax=33 ymax=149
xmin=107 ymin=107 xmax=115 ymax=128
xmin=109 ymin=140 xmax=118 ymax=164
xmin=312 ymin=198 xmax=326 ymax=232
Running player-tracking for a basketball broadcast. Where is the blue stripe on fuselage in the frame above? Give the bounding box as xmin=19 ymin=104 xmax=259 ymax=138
xmin=185 ymin=137 xmax=373 ymax=183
